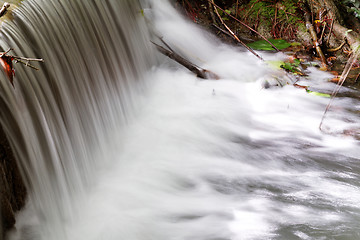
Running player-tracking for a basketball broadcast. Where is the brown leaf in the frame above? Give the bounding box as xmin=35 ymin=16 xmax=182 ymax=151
xmin=330 ymin=76 xmax=341 ymax=83
xmin=0 ymin=55 xmax=14 ymax=86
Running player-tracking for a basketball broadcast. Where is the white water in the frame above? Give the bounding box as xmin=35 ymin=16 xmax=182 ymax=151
xmin=3 ymin=0 xmax=360 ymax=240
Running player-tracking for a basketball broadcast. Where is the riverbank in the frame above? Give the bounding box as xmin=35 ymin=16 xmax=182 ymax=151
xmin=175 ymin=0 xmax=360 ymax=87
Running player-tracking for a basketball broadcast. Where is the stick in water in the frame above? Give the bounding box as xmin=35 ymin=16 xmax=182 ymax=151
xmin=319 ymin=48 xmax=360 ymax=129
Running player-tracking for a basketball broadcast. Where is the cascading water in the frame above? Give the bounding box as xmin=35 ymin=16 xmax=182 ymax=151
xmin=0 ymin=0 xmax=154 ymax=238
xmin=1 ymin=0 xmax=360 ymax=240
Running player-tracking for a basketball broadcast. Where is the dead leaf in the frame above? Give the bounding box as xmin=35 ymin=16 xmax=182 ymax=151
xmin=0 ymin=55 xmax=14 ymax=86
xmin=330 ymin=76 xmax=341 ymax=83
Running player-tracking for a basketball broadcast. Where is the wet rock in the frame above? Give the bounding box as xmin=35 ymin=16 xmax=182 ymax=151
xmin=0 ymin=125 xmax=26 ymax=239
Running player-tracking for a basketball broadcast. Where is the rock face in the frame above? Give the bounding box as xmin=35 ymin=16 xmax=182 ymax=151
xmin=0 ymin=125 xmax=26 ymax=239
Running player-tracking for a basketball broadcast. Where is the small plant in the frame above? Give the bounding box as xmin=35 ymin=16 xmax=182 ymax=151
xmin=281 ymin=58 xmax=301 ymax=73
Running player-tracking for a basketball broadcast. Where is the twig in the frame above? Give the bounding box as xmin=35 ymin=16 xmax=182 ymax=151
xmin=273 ymin=7 xmax=278 ymax=38
xmin=212 ymin=24 xmax=233 ymax=38
xmin=310 ymin=0 xmax=314 ymax=24
xmin=243 ymin=0 xmax=261 ymax=20
xmin=355 ymin=71 xmax=360 ymax=83
xmin=0 ymin=49 xmax=43 ymax=70
xmin=319 ymin=22 xmax=326 ymax=43
xmin=0 ymin=2 xmax=10 ymax=18
xmin=211 ymin=24 xmax=253 ymax=46
xmin=210 ymin=0 xmax=263 ymax=61
xmin=0 ymin=49 xmax=43 ymax=63
xmin=208 ymin=2 xmax=217 ymax=25
xmin=14 ymin=60 xmax=39 ymax=70
xmin=12 ymin=56 xmax=43 ymax=62
xmin=326 ymin=18 xmax=334 ymax=46
xmin=319 ymin=48 xmax=360 ymax=129
xmin=0 ymin=48 xmax=12 ymax=57
xmin=235 ymin=0 xmax=239 ymax=34
xmin=0 ymin=46 xmax=43 ymax=88
xmin=327 ymin=40 xmax=345 ymax=52
xmin=207 ymin=0 xmax=280 ymax=52
xmin=255 ymin=8 xmax=261 ymax=32
xmin=159 ymin=37 xmax=174 ymax=53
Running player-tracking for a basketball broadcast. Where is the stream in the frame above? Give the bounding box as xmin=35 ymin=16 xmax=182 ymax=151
xmin=2 ymin=0 xmax=360 ymax=239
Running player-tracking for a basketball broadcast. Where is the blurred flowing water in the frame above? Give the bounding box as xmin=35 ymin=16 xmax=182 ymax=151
xmin=1 ymin=0 xmax=360 ymax=240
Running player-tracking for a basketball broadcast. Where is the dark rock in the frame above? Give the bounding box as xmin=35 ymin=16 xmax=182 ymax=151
xmin=0 ymin=124 xmax=26 ymax=239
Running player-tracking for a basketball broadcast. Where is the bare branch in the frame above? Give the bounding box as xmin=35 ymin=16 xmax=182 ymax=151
xmin=0 ymin=48 xmax=13 ymax=57
xmin=12 ymin=56 xmax=44 ymax=62
xmin=319 ymin=48 xmax=360 ymax=129
xmin=14 ymin=60 xmax=39 ymax=70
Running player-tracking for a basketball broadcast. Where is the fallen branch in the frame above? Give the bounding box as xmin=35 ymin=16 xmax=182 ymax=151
xmin=152 ymin=41 xmax=219 ymax=80
xmin=207 ymin=0 xmax=280 ymax=52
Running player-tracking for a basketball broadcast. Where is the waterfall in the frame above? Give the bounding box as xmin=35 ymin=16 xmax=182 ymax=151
xmin=0 ymin=0 xmax=154 ymax=238
xmin=2 ymin=0 xmax=360 ymax=240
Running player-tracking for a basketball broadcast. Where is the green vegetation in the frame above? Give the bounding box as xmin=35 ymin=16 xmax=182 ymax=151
xmin=281 ymin=58 xmax=301 ymax=73
xmin=242 ymin=0 xmax=302 ymax=39
xmin=245 ymin=0 xmax=301 ymax=23
xmin=266 ymin=58 xmax=302 ymax=75
xmin=246 ymin=39 xmax=291 ymax=51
